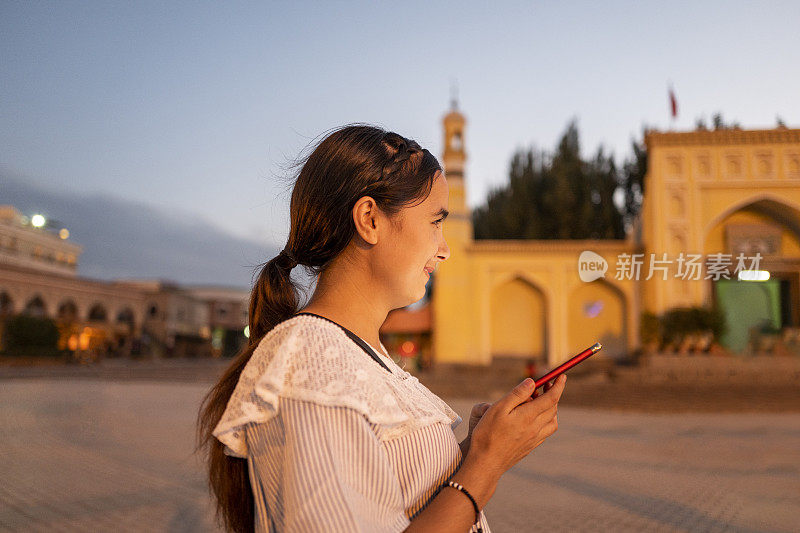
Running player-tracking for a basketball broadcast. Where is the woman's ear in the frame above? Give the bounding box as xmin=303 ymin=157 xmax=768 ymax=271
xmin=352 ymin=196 xmax=380 ymax=245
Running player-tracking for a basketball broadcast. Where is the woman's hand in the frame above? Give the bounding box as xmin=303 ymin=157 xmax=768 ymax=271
xmin=464 ymin=374 xmax=567 ymax=477
xmin=469 ymin=402 xmax=492 ymax=437
xmin=460 ymin=402 xmax=492 ymax=456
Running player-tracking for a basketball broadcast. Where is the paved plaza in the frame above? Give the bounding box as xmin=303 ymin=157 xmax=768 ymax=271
xmin=1 ymin=379 xmax=798 ymax=532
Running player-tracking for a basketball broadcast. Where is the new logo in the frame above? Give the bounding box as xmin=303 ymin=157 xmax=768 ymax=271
xmin=578 ymin=251 xmax=607 ymax=282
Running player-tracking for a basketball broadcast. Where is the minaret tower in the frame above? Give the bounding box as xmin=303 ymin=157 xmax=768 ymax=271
xmin=441 ymin=96 xmax=470 ymax=237
xmin=432 ymin=96 xmax=479 ymax=364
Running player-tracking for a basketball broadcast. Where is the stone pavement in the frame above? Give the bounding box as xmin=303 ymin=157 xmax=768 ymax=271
xmin=1 ymin=380 xmax=798 ymax=532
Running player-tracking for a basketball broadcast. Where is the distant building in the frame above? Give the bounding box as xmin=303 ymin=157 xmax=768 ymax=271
xmin=0 ymin=205 xmax=82 ymax=276
xmin=0 ymin=205 xmax=248 ymax=358
xmin=184 ymin=285 xmax=249 ymax=357
xmin=112 ymin=279 xmax=211 ymax=357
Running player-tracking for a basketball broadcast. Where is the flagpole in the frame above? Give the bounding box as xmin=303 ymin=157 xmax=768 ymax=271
xmin=668 ymin=82 xmax=678 ymax=131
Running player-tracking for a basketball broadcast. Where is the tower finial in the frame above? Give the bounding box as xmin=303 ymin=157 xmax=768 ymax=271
xmin=450 ymin=78 xmax=459 ymax=110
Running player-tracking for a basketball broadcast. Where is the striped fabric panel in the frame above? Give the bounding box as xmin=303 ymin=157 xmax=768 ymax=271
xmin=382 ymin=422 xmax=490 ymax=532
xmin=246 ymin=397 xmax=491 ymax=532
xmin=246 ymin=397 xmax=410 ymax=532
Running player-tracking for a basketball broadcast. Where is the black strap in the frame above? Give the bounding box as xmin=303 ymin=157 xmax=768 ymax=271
xmin=293 ymin=312 xmax=392 ymax=374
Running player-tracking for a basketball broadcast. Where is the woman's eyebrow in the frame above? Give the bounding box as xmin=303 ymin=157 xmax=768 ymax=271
xmin=432 ymin=207 xmax=449 ymax=219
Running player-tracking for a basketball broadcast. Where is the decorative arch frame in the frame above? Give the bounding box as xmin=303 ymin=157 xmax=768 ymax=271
xmin=702 ymin=193 xmax=800 ymax=243
xmin=566 ymin=277 xmax=630 ymax=357
xmin=484 ymin=270 xmax=552 ymax=361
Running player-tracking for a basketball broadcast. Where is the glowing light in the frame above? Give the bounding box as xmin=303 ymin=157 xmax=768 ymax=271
xmin=59 ymin=228 xmax=70 ymax=239
xmin=31 ymin=214 xmax=46 ymax=228
xmin=79 ymin=332 xmax=90 ymax=350
xmin=244 ymin=325 xmax=250 ymax=338
xmin=738 ymin=270 xmax=770 ymax=281
xmin=400 ymin=341 xmax=416 ymax=355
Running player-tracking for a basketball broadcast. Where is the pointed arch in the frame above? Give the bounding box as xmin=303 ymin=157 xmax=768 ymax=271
xmin=568 ymin=278 xmax=628 ymax=358
xmin=703 ymin=193 xmax=800 ymax=241
xmin=489 ymin=274 xmax=548 ymax=360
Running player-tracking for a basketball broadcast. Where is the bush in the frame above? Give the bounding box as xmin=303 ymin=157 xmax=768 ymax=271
xmin=2 ymin=314 xmax=61 ymax=356
xmin=658 ymin=306 xmax=726 ymax=349
xmin=640 ymin=311 xmax=661 ymax=345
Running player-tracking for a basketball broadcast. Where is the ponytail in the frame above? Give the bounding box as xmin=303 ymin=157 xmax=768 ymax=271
xmin=196 ymin=251 xmax=298 ymax=533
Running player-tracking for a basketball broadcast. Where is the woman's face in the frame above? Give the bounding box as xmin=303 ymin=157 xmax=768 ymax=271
xmin=375 ymin=171 xmax=451 ymax=308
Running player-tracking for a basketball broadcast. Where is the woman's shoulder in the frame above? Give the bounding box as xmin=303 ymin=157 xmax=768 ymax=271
xmin=247 ymin=314 xmax=403 ymax=415
xmin=214 ymin=314 xmax=460 ymax=456
xmin=256 ymin=313 xmax=342 ymax=349
xmin=252 ymin=313 xmax=373 ymax=373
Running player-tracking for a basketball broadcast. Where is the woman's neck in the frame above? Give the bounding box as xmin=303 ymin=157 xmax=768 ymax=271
xmin=300 ymin=267 xmax=389 ymax=353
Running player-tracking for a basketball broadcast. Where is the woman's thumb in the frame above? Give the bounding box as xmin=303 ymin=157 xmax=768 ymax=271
xmin=501 ymin=378 xmax=536 ymax=411
xmin=471 ymin=402 xmax=491 ymax=419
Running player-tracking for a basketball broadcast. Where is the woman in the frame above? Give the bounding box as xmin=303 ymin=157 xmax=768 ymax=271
xmin=197 ymin=125 xmax=567 ymax=532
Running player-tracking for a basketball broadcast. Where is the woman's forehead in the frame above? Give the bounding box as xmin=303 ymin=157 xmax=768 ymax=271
xmin=428 ymin=172 xmax=449 ymax=204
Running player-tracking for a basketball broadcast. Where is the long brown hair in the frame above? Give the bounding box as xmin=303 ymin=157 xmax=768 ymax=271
xmin=197 ymin=124 xmax=442 ymax=532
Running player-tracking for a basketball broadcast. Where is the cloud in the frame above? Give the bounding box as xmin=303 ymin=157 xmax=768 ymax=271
xmin=2 ymin=172 xmax=278 ymax=288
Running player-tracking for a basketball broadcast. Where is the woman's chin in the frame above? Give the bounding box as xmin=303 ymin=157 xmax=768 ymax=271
xmin=400 ymin=289 xmax=426 ymax=309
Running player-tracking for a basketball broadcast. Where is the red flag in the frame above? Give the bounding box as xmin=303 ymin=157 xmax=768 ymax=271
xmin=669 ymin=86 xmax=678 ymax=118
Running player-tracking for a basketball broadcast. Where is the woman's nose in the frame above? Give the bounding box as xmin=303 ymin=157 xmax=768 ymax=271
xmin=438 ymin=238 xmax=450 ymax=261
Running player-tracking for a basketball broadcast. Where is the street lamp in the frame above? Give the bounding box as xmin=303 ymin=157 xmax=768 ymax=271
xmin=31 ymin=214 xmax=46 ymax=228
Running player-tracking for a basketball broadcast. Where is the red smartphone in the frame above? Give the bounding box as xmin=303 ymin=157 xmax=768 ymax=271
xmin=531 ymin=342 xmax=603 ymax=397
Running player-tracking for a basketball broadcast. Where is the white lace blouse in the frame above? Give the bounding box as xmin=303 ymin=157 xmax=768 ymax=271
xmin=213 ymin=314 xmax=491 ymax=532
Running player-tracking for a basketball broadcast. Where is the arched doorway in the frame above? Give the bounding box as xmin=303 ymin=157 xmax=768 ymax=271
xmin=715 ymin=280 xmax=780 ymax=353
xmin=113 ymin=307 xmax=136 ymax=357
xmin=84 ymin=303 xmax=110 ymax=355
xmin=704 ymin=197 xmax=800 ymax=352
xmin=0 ymin=292 xmax=14 ymax=316
xmin=57 ymin=300 xmax=79 ymax=323
xmin=0 ymin=291 xmax=14 ymax=350
xmin=56 ymin=300 xmax=80 ymax=352
xmin=87 ymin=303 xmax=108 ymax=322
xmin=116 ymin=307 xmax=135 ymax=329
xmin=24 ymin=295 xmax=47 ymax=318
xmin=490 ymin=277 xmax=547 ymax=361
xmin=568 ymin=280 xmax=627 ymax=359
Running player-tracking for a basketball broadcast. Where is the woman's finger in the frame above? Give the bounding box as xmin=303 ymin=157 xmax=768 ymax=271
xmin=532 ymin=403 xmax=558 ymax=426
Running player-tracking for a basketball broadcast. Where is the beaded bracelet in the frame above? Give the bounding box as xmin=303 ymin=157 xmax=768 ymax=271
xmin=446 ymin=480 xmax=483 ymax=532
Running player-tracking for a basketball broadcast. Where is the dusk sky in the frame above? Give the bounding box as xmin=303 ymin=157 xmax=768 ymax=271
xmin=2 ymin=1 xmax=799 ymax=285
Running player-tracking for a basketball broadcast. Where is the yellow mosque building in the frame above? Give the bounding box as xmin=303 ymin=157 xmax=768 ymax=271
xmin=431 ymin=105 xmax=800 ymax=367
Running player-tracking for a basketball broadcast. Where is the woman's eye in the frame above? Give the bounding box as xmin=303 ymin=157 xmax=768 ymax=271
xmin=433 ymin=218 xmax=444 ymax=226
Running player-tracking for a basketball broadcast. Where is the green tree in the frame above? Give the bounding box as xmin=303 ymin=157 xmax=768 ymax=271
xmin=473 ymin=120 xmax=634 ymax=240
xmin=697 ymin=112 xmax=740 ymax=130
xmin=621 ymin=134 xmax=647 ymax=234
